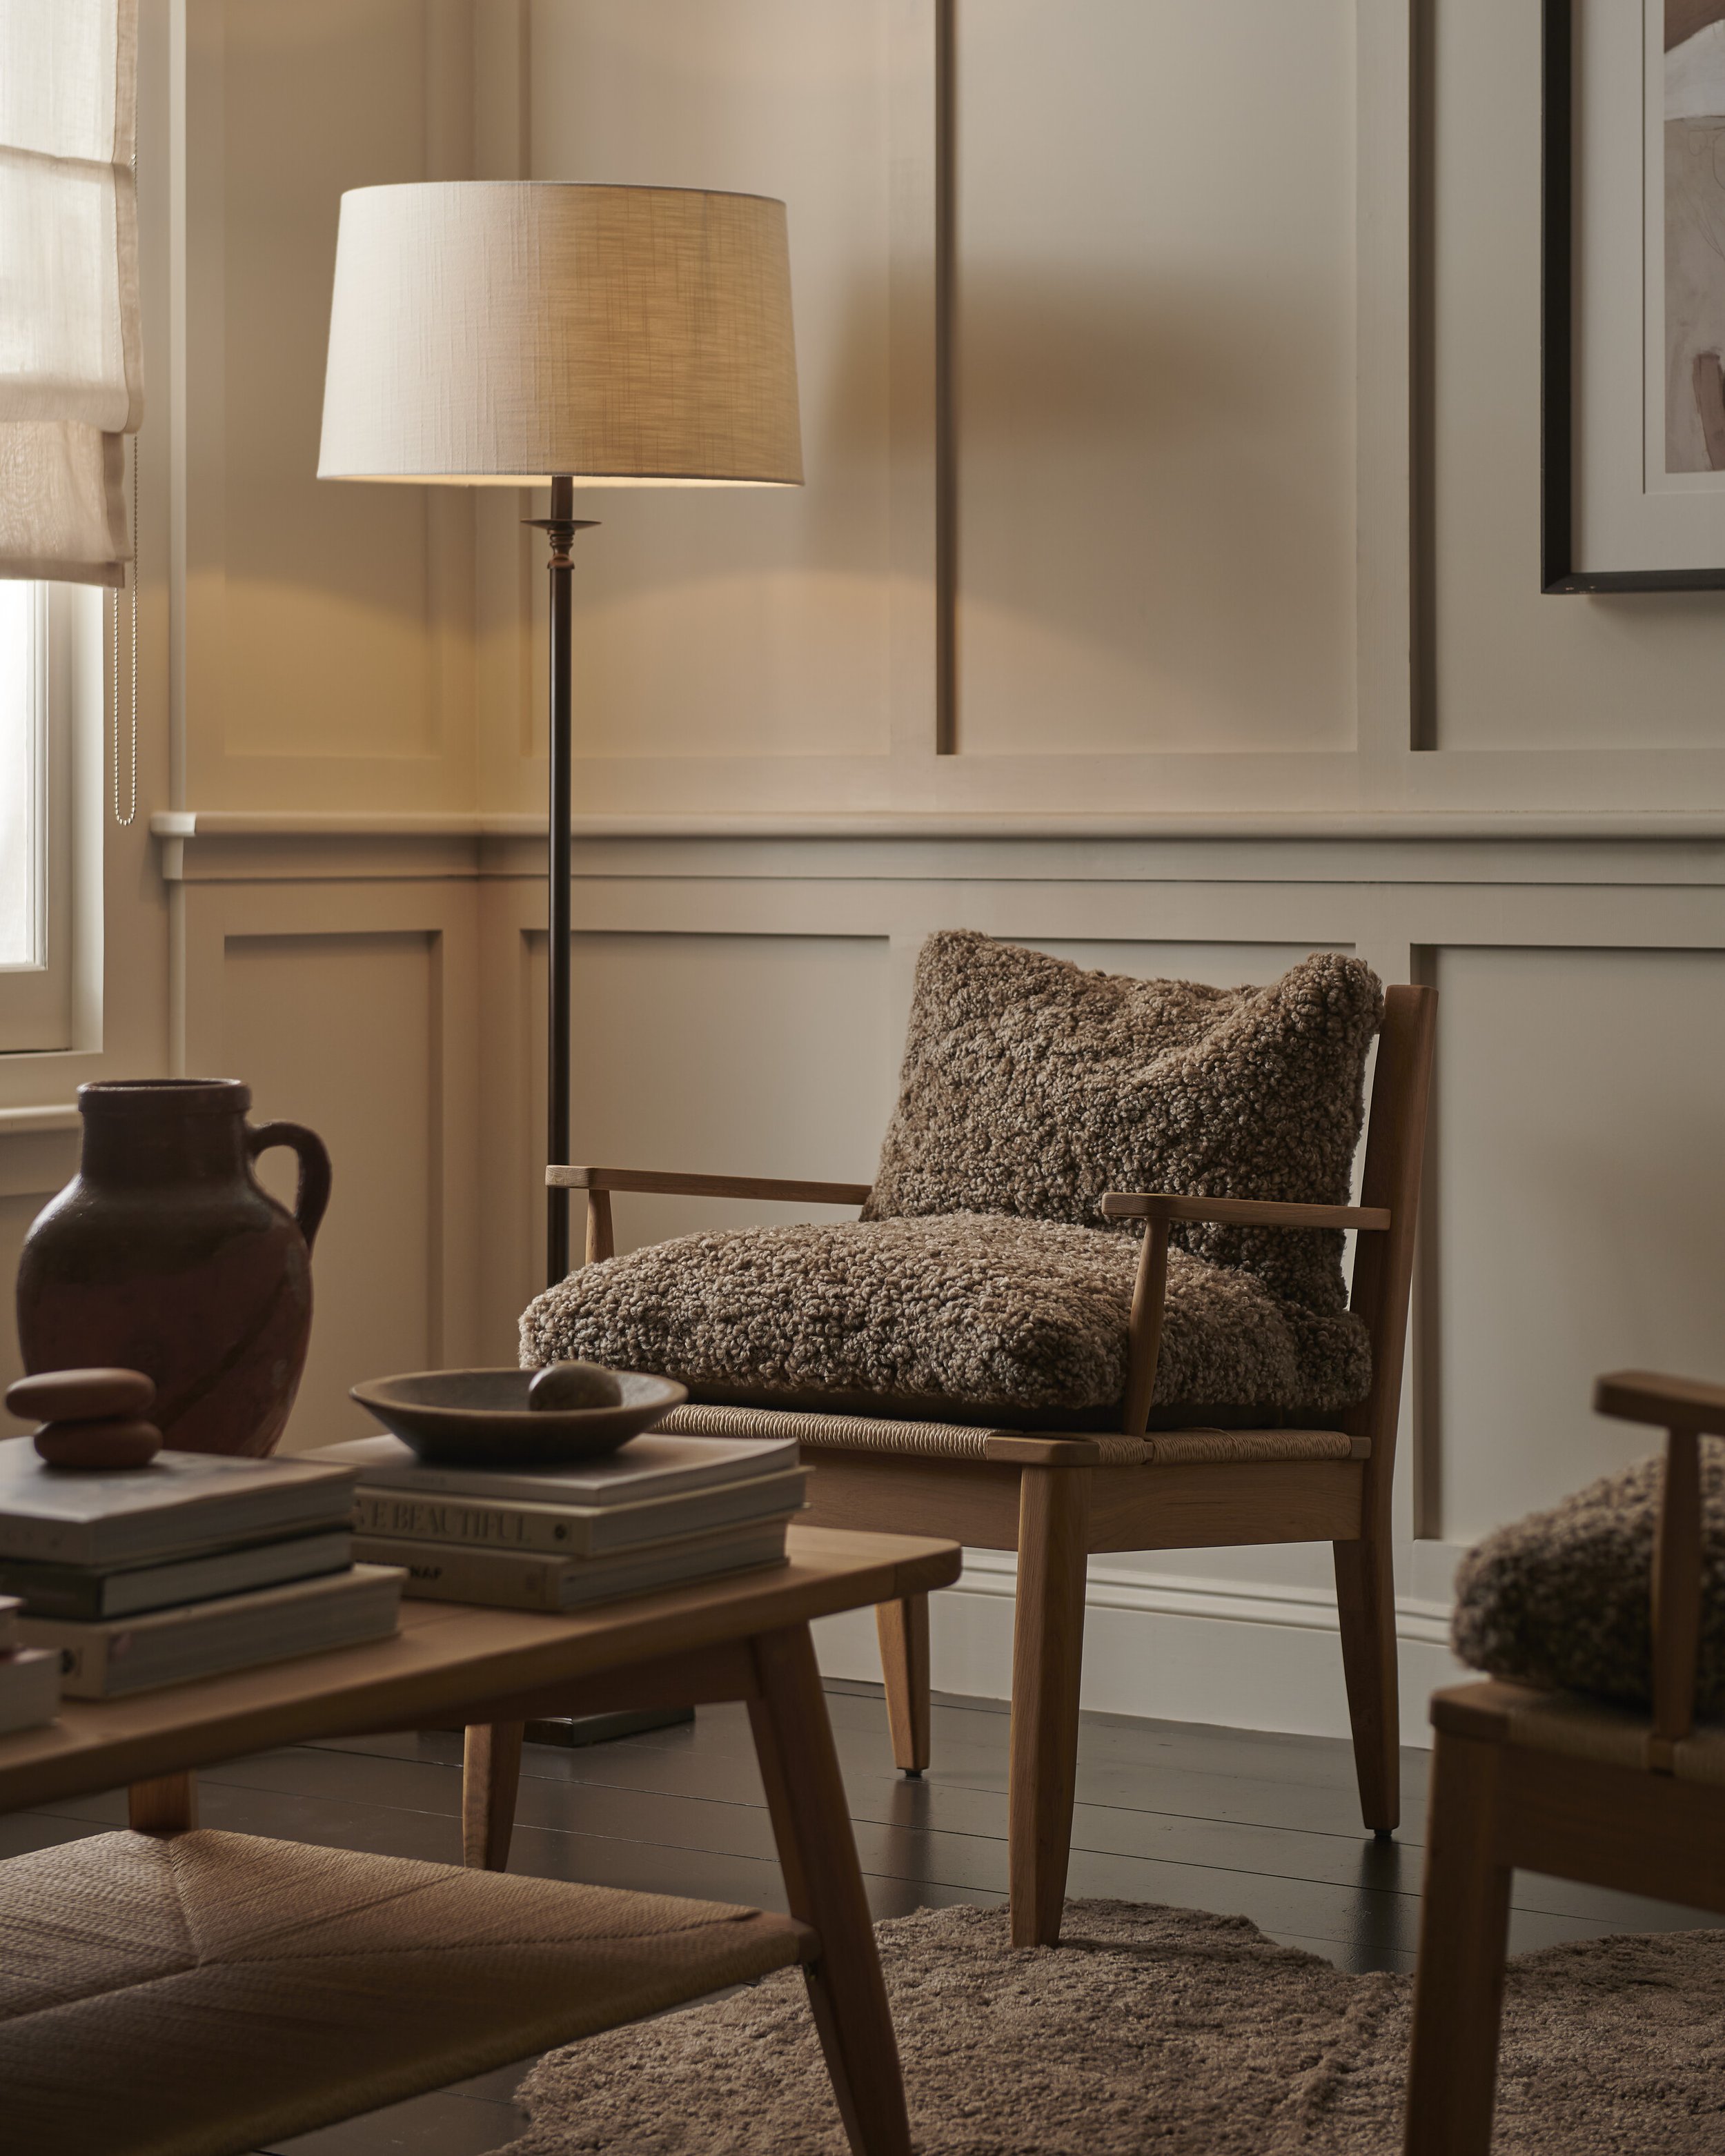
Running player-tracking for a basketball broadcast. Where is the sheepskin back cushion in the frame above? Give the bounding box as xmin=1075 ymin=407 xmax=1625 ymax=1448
xmin=1452 ymin=1443 xmax=1725 ymax=1714
xmin=862 ymin=933 xmax=1383 ymax=1316
xmin=520 ymin=1211 xmax=1374 ymax=1432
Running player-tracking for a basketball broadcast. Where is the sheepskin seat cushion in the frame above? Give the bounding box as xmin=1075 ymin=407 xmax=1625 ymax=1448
xmin=865 ymin=932 xmax=1383 ymax=1317
xmin=520 ymin=1211 xmax=1373 ymax=1432
xmin=1452 ymin=1443 xmax=1725 ymax=1713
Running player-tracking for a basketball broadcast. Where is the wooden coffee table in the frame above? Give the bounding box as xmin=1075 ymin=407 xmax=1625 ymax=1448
xmin=0 ymin=1525 xmax=962 ymax=2156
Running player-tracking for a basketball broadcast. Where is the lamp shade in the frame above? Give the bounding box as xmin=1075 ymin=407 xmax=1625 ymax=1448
xmin=317 ymin=181 xmax=801 ymax=486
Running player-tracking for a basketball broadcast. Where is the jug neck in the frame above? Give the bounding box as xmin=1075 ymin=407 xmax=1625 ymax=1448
xmin=76 ymin=1080 xmax=252 ymax=1187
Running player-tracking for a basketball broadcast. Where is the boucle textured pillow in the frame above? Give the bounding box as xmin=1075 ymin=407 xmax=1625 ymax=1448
xmin=862 ymin=933 xmax=1383 ymax=1316
xmin=520 ymin=1212 xmax=1372 ymax=1432
xmin=1452 ymin=1443 xmax=1725 ymax=1714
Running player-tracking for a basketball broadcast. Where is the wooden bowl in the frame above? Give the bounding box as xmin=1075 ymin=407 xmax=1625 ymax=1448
xmin=349 ymin=1368 xmax=686 ymax=1467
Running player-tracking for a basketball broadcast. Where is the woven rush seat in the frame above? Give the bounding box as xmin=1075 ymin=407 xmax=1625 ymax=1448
xmin=0 ymin=1828 xmax=809 ymax=2156
xmin=658 ymin=1400 xmax=1368 ymax=1467
xmin=1438 ymin=1677 xmax=1725 ymax=1786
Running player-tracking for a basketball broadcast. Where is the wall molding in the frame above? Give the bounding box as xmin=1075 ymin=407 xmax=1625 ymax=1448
xmin=152 ymin=807 xmax=1725 ymax=894
xmin=153 ymin=807 xmax=1725 ymax=842
xmin=813 ymin=1550 xmax=1467 ymax=1748
xmin=954 ymin=1548 xmax=1453 ymax=1648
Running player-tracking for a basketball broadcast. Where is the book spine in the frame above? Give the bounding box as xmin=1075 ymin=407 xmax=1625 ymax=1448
xmin=0 ymin=1522 xmax=92 ymax=1565
xmin=0 ymin=1648 xmax=60 ymax=1731
xmin=353 ymin=1492 xmax=590 ymax=1557
xmin=0 ymin=1573 xmax=106 ymax=1620
xmin=28 ymin=1626 xmax=110 ymax=1698
xmin=351 ymin=1539 xmax=564 ymax=1611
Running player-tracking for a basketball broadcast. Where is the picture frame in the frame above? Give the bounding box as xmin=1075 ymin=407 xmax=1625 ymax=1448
xmin=1542 ymin=0 xmax=1725 ymax=591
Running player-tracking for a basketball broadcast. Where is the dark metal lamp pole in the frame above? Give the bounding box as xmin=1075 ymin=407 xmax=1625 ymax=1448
xmin=526 ymin=475 xmax=598 ymax=1287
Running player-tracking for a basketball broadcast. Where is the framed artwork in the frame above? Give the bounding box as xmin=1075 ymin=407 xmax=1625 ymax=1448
xmin=1544 ymin=0 xmax=1725 ymax=589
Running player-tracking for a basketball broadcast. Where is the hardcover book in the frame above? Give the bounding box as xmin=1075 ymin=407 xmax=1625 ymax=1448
xmin=0 ymin=1438 xmax=358 ymax=1568
xmin=351 ymin=1467 xmax=807 ymax=1559
xmin=17 ymin=1563 xmax=404 ymax=1699
xmin=0 ymin=1527 xmax=353 ymax=1621
xmin=0 ymin=1645 xmax=59 ymax=1734
xmin=315 ymin=1430 xmax=797 ymax=1507
xmin=351 ymin=1516 xmax=790 ymax=1613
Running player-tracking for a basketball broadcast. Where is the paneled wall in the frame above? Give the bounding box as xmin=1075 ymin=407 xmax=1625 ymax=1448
xmin=8 ymin=0 xmax=1725 ymax=1748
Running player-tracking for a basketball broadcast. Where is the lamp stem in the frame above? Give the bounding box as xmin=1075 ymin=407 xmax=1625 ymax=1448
xmin=529 ymin=479 xmax=599 ymax=1286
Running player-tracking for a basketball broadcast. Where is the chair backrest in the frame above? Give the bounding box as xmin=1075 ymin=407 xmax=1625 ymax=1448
xmin=1341 ymin=985 xmax=1438 ymax=1521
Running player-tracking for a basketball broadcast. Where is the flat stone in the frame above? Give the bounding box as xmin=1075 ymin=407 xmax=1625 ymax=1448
xmin=34 ymin=1418 xmax=163 ymax=1470
xmin=528 ymin=1361 xmax=623 ymax=1411
xmin=8 ymin=1368 xmax=156 ymax=1423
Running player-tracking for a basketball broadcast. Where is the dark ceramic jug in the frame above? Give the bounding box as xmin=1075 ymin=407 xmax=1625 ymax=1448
xmin=15 ymin=1080 xmax=332 ymax=1457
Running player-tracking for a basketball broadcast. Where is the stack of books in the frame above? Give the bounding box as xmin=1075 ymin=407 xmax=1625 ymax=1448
xmin=0 ymin=1595 xmax=60 ymax=1734
xmin=316 ymin=1429 xmax=807 ymax=1612
xmin=0 ymin=1437 xmax=404 ymax=1698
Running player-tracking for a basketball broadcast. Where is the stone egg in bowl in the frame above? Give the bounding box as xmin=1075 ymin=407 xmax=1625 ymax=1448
xmin=349 ymin=1365 xmax=686 ymax=1466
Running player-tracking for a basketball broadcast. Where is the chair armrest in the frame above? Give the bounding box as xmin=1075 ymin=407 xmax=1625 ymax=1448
xmin=546 ymin=1165 xmax=874 ymax=1207
xmin=1592 ymin=1372 xmax=1720 ymax=1752
xmin=1594 ymin=1369 xmax=1725 ymax=1437
xmin=1100 ymin=1191 xmax=1391 ymax=1231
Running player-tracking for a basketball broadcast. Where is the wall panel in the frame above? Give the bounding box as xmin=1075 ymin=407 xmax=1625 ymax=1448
xmin=221 ymin=930 xmax=441 ymax=1451
xmin=178 ymin=0 xmax=477 ymax=813
xmin=955 ymin=0 xmax=1358 ymax=756
xmin=1426 ymin=943 xmax=1725 ymax=1541
xmin=542 ymin=929 xmax=891 ymax=1247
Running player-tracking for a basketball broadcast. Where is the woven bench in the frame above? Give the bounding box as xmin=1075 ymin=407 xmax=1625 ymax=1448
xmin=0 ymin=1828 xmax=809 ymax=2156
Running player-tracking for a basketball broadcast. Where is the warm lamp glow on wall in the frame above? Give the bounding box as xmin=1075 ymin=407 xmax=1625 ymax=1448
xmin=317 ymin=181 xmax=802 ymax=1282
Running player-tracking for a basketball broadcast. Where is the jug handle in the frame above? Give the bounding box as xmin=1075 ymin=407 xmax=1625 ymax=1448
xmin=246 ymin=1121 xmax=333 ymax=1252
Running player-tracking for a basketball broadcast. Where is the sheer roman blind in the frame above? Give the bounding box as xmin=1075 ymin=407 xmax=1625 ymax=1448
xmin=0 ymin=0 xmax=141 ymax=585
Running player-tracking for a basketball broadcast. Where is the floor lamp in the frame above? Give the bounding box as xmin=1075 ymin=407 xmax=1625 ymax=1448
xmin=317 ymin=181 xmax=802 ymax=1287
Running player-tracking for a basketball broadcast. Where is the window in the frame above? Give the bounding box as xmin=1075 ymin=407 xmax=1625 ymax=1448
xmin=0 ymin=582 xmax=43 ymax=970
xmin=0 ymin=580 xmax=79 ymax=1052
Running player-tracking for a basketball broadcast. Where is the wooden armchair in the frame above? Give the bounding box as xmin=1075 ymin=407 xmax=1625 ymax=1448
xmin=1403 ymin=1369 xmax=1725 ymax=2155
xmin=464 ymin=984 xmax=1437 ymax=1949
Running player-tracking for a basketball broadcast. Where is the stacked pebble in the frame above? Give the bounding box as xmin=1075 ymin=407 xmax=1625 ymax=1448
xmin=8 ymin=1369 xmax=163 ymax=1470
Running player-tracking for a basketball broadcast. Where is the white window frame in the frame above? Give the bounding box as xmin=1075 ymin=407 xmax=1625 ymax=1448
xmin=0 ymin=580 xmax=90 ymax=1054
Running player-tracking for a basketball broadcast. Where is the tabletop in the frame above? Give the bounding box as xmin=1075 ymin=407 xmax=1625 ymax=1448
xmin=0 ymin=1525 xmax=962 ymax=1817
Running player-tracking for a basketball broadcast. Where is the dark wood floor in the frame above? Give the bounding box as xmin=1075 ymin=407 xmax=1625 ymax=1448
xmin=6 ymin=1680 xmax=1716 ymax=2155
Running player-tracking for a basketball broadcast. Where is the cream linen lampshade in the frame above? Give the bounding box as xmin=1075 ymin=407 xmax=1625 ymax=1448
xmin=317 ymin=181 xmax=801 ymax=486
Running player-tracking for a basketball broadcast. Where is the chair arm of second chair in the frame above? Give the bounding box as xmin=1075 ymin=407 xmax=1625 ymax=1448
xmin=1100 ymin=1191 xmax=1394 ymax=1436
xmin=546 ymin=1164 xmax=874 ymax=1264
xmin=1593 ymin=1369 xmax=1724 ymax=1752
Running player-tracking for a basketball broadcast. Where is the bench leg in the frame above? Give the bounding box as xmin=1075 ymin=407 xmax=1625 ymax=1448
xmin=875 ymin=1594 xmax=931 ymax=1777
xmin=749 ymin=1622 xmax=911 ymax=2156
xmin=462 ymin=1721 xmax=524 ymax=1870
xmin=1008 ymin=1464 xmax=1091 ymax=1948
xmin=1334 ymin=1534 xmax=1401 ymax=1834
xmin=128 ymin=1773 xmax=196 ymax=1834
xmin=1403 ymin=1729 xmax=1512 ymax=2156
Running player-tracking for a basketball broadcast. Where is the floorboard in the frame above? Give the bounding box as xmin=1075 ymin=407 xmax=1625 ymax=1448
xmin=6 ymin=1679 xmax=1717 ymax=2154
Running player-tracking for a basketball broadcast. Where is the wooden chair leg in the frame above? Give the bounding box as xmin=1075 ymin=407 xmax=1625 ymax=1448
xmin=875 ymin=1594 xmax=931 ymax=1777
xmin=749 ymin=1622 xmax=911 ymax=2156
xmin=462 ymin=1721 xmax=524 ymax=1870
xmin=1334 ymin=1534 xmax=1401 ymax=1834
xmin=1403 ymin=1729 xmax=1512 ymax=2156
xmin=128 ymin=1773 xmax=196 ymax=1834
xmin=1008 ymin=1463 xmax=1091 ymax=1948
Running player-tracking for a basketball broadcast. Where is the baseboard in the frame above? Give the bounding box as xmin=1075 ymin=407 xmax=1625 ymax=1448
xmin=811 ymin=1550 xmax=1466 ymax=1749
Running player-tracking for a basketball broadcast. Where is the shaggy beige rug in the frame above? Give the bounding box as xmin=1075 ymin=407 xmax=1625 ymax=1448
xmin=500 ymin=1899 xmax=1725 ymax=2154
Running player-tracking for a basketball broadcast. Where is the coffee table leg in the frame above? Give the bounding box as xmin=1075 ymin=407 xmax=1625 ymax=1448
xmin=462 ymin=1722 xmax=524 ymax=1870
xmin=128 ymin=1772 xmax=196 ymax=1834
xmin=748 ymin=1622 xmax=911 ymax=2156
